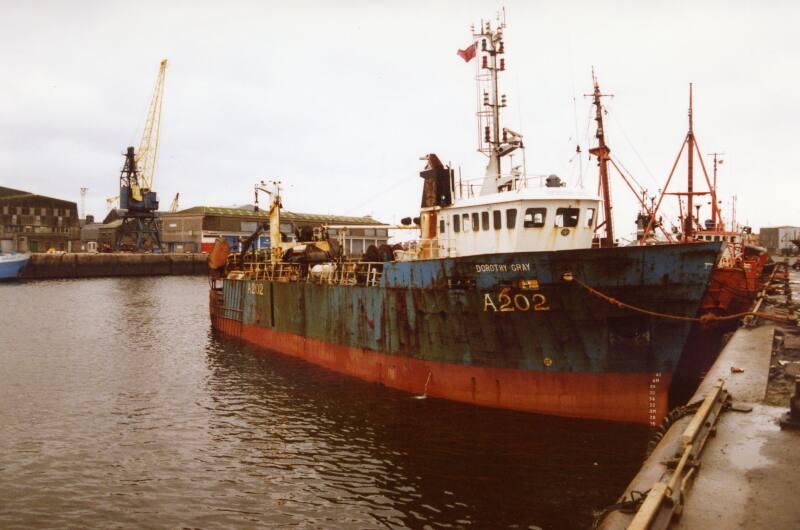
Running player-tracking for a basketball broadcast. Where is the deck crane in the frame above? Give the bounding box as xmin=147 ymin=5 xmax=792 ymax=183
xmin=115 ymin=59 xmax=168 ymax=251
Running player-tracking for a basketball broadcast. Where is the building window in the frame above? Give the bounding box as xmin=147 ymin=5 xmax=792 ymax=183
xmin=351 ymin=239 xmax=364 ymax=255
xmin=16 ymin=207 xmax=22 ymax=215
xmin=53 ymin=208 xmax=59 ymax=216
xmin=506 ymin=208 xmax=517 ymax=229
xmin=439 ymin=219 xmax=445 ymax=234
xmin=2 ymin=206 xmax=7 ymax=214
xmin=41 ymin=207 xmax=47 ymax=216
xmin=65 ymin=209 xmax=70 ymax=217
xmin=584 ymin=208 xmax=596 ymax=228
xmin=453 ymin=214 xmax=460 ymax=233
xmin=555 ymin=208 xmax=580 ymax=228
xmin=481 ymin=211 xmax=489 ymax=231
xmin=364 ymin=228 xmax=375 ymax=236
xmin=241 ymin=221 xmax=258 ymax=232
xmin=462 ymin=213 xmax=470 ymax=233
xmin=524 ymin=208 xmax=546 ymax=228
xmin=471 ymin=212 xmax=479 ymax=232
xmin=493 ymin=210 xmax=501 ymax=230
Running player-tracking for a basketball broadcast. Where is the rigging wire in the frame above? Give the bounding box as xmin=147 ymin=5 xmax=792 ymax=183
xmin=344 ymin=175 xmax=415 ymax=217
xmin=603 ymin=99 xmax=681 ymax=224
xmin=566 ymin=34 xmax=583 ymax=187
xmin=605 ymin=100 xmax=660 ymax=187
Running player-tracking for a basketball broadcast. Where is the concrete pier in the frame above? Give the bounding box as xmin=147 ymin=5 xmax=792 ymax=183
xmin=599 ymin=267 xmax=800 ymax=529
xmin=19 ymin=253 xmax=208 ymax=279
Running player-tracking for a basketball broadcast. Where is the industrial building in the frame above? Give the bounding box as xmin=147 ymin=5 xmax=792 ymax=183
xmin=79 ymin=214 xmax=120 ymax=252
xmin=0 ymin=186 xmax=80 ymax=253
xmin=758 ymin=226 xmax=800 ymax=254
xmin=160 ymin=206 xmax=388 ymax=256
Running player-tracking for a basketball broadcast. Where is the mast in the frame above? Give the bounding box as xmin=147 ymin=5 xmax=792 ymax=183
xmin=588 ymin=69 xmax=614 ymax=247
xmin=708 ymin=152 xmax=724 ymax=229
xmin=640 ymin=83 xmax=716 ymax=244
xmin=474 ymin=16 xmax=523 ymax=196
xmin=685 ymin=83 xmax=695 ymax=240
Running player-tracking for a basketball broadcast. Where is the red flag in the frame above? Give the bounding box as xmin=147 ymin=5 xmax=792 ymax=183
xmin=457 ymin=42 xmax=477 ymax=62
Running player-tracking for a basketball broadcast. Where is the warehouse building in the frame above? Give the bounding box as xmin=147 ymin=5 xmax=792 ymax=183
xmin=159 ymin=206 xmax=388 ymax=257
xmin=0 ymin=186 xmax=80 ymax=253
xmin=759 ymin=226 xmax=800 ymax=255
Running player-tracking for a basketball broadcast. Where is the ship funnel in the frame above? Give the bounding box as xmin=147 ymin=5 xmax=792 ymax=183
xmin=419 ymin=153 xmax=453 ymax=208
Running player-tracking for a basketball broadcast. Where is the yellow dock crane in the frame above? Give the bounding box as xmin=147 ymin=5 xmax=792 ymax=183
xmin=116 ymin=59 xmax=168 ymax=251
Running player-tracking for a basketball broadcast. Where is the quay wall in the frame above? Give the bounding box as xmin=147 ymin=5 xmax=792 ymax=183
xmin=20 ymin=253 xmax=208 ymax=279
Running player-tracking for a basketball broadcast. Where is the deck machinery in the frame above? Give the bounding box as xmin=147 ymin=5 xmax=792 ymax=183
xmin=115 ymin=59 xmax=168 ymax=251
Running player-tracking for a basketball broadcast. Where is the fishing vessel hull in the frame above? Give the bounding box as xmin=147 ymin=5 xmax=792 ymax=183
xmin=701 ymin=250 xmax=768 ymax=317
xmin=210 ymin=243 xmax=720 ymax=424
xmin=0 ymin=253 xmax=30 ymax=280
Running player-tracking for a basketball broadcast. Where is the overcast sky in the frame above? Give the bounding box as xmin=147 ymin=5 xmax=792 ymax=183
xmin=1 ymin=0 xmax=797 ymax=235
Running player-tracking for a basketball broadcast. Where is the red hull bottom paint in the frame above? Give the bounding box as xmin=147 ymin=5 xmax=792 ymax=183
xmin=212 ymin=314 xmax=672 ymax=425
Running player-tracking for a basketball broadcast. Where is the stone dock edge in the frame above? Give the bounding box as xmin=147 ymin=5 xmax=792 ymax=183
xmin=19 ymin=253 xmax=208 ymax=279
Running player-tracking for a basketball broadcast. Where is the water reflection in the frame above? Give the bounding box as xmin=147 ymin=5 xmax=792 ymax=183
xmin=204 ymin=331 xmax=649 ymax=529
xmin=0 ymin=277 xmax=648 ymax=529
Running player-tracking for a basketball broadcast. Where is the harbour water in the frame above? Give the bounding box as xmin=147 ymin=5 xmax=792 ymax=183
xmin=0 ymin=277 xmax=649 ymax=529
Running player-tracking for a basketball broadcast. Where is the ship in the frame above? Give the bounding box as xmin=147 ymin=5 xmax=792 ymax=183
xmin=209 ymin=17 xmax=720 ymax=425
xmin=637 ymin=86 xmax=768 ymax=320
xmin=0 ymin=252 xmax=30 ymax=280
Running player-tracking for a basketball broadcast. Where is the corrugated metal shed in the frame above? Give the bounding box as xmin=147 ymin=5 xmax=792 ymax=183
xmin=175 ymin=206 xmax=384 ymax=226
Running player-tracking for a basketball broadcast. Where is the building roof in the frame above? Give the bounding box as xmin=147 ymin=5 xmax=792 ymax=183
xmin=0 ymin=186 xmax=77 ymax=206
xmin=167 ymin=206 xmax=385 ymax=226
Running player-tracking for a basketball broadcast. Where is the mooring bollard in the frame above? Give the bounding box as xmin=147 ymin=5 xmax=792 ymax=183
xmin=779 ymin=377 xmax=800 ymax=430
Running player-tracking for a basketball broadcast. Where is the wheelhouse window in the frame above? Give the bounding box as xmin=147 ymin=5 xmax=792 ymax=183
xmin=472 ymin=213 xmax=480 ymax=232
xmin=481 ymin=211 xmax=489 ymax=231
xmin=462 ymin=213 xmax=470 ymax=232
xmin=506 ymin=208 xmax=517 ymax=229
xmin=453 ymin=215 xmax=461 ymax=233
xmin=439 ymin=219 xmax=445 ymax=234
xmin=524 ymin=208 xmax=546 ymax=228
xmin=493 ymin=210 xmax=501 ymax=230
xmin=584 ymin=208 xmax=596 ymax=228
xmin=555 ymin=208 xmax=579 ymax=228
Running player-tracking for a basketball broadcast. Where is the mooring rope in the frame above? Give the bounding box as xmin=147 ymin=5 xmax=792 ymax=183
xmin=561 ymin=273 xmax=795 ymax=324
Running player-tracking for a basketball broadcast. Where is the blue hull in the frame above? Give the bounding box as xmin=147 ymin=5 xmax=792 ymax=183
xmin=0 ymin=254 xmax=30 ymax=280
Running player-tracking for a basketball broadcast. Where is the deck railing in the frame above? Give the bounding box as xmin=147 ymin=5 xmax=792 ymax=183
xmin=226 ymin=253 xmax=385 ymax=287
